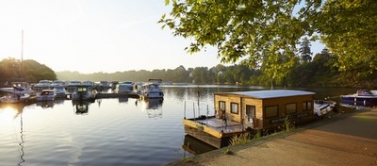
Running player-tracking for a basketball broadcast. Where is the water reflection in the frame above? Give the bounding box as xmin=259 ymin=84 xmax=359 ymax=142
xmin=182 ymin=135 xmax=216 ymax=155
xmin=340 ymin=101 xmax=377 ymax=111
xmin=134 ymin=98 xmax=164 ymax=118
xmin=72 ymin=101 xmax=91 ymax=115
xmin=35 ymin=100 xmax=65 ymax=109
xmin=0 ymin=104 xmax=26 ymax=165
xmin=118 ymin=97 xmax=129 ymax=103
xmin=18 ymin=111 xmax=25 ymax=166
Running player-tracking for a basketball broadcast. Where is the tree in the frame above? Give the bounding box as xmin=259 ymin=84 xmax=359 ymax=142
xmin=160 ymin=0 xmax=377 ymax=85
xmin=159 ymin=0 xmax=320 ymax=85
xmin=307 ymin=1 xmax=377 ymax=79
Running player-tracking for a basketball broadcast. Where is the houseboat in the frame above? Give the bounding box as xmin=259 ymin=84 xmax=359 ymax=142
xmin=183 ymin=90 xmax=320 ymax=148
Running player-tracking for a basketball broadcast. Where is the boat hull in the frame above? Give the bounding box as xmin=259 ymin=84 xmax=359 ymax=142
xmin=341 ymin=96 xmax=377 ymax=106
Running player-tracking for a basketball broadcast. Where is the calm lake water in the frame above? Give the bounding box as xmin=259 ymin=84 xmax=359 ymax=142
xmin=0 ymin=85 xmax=361 ymax=166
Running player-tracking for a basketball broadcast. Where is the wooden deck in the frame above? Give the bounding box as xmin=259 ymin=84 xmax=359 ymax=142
xmin=183 ymin=116 xmax=250 ymax=148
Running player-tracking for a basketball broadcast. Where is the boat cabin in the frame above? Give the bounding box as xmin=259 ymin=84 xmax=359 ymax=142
xmin=214 ymin=90 xmax=315 ymax=130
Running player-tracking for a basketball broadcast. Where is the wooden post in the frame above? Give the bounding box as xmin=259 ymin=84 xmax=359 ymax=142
xmin=184 ymin=101 xmax=186 ymax=119
xmin=193 ymin=102 xmax=196 ymax=121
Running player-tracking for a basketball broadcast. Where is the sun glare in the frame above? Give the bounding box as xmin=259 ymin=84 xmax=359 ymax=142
xmin=0 ymin=106 xmax=20 ymax=122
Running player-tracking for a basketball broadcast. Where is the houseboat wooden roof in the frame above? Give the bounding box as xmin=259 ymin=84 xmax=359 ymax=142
xmin=214 ymin=90 xmax=315 ymax=99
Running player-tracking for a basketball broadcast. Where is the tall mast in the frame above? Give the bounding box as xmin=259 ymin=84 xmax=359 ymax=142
xmin=20 ymin=30 xmax=23 ymax=79
xmin=21 ymin=30 xmax=23 ymax=62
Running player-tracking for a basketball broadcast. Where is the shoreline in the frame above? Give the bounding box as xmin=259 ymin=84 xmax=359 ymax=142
xmin=167 ymin=108 xmax=377 ymax=166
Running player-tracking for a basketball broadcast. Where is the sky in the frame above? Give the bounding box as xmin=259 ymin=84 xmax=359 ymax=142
xmin=0 ymin=0 xmax=325 ymax=74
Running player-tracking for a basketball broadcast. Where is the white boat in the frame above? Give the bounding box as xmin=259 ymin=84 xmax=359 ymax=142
xmin=313 ymin=100 xmax=337 ymax=116
xmin=36 ymin=89 xmax=56 ymax=101
xmin=0 ymin=82 xmax=33 ymax=104
xmin=71 ymin=85 xmax=97 ymax=101
xmin=0 ymin=93 xmax=31 ymax=104
xmin=0 ymin=82 xmax=34 ymax=95
xmin=115 ymin=81 xmax=133 ymax=93
xmin=33 ymin=80 xmax=52 ymax=95
xmin=139 ymin=79 xmax=164 ymax=99
xmin=52 ymin=85 xmax=67 ymax=98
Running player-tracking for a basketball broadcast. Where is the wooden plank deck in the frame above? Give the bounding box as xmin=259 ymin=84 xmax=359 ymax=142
xmin=192 ymin=117 xmax=246 ymax=134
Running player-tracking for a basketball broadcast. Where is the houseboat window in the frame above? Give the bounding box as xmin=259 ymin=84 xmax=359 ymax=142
xmin=230 ymin=102 xmax=239 ymax=114
xmin=286 ymin=103 xmax=297 ymax=114
xmin=303 ymin=101 xmax=312 ymax=111
xmin=219 ymin=101 xmax=226 ymax=112
xmin=265 ymin=105 xmax=278 ymax=118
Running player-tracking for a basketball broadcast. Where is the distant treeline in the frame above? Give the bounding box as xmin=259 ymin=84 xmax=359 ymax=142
xmin=56 ymin=52 xmax=376 ymax=88
xmin=1 ymin=55 xmax=376 ymax=88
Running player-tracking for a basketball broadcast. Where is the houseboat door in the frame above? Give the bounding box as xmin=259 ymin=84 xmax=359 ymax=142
xmin=246 ymin=105 xmax=256 ymax=128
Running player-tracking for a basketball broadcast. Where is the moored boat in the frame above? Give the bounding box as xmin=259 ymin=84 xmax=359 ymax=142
xmin=114 ymin=81 xmax=134 ymax=94
xmin=0 ymin=82 xmax=34 ymax=95
xmin=0 ymin=92 xmax=31 ymax=104
xmin=0 ymin=82 xmax=33 ymax=104
xmin=71 ymin=85 xmax=97 ymax=101
xmin=313 ymin=100 xmax=337 ymax=116
xmin=139 ymin=79 xmax=164 ymax=99
xmin=36 ymin=89 xmax=56 ymax=101
xmin=53 ymin=85 xmax=68 ymax=99
xmin=33 ymin=80 xmax=51 ymax=95
xmin=341 ymin=89 xmax=377 ymax=106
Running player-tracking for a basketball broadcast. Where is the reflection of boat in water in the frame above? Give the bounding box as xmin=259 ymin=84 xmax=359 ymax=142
xmin=146 ymin=99 xmax=163 ymax=118
xmin=72 ymin=100 xmax=91 ymax=115
xmin=36 ymin=100 xmax=65 ymax=109
xmin=145 ymin=98 xmax=163 ymax=110
xmin=118 ymin=97 xmax=129 ymax=103
xmin=182 ymin=135 xmax=216 ymax=155
xmin=136 ymin=98 xmax=164 ymax=118
xmin=340 ymin=101 xmax=377 ymax=110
